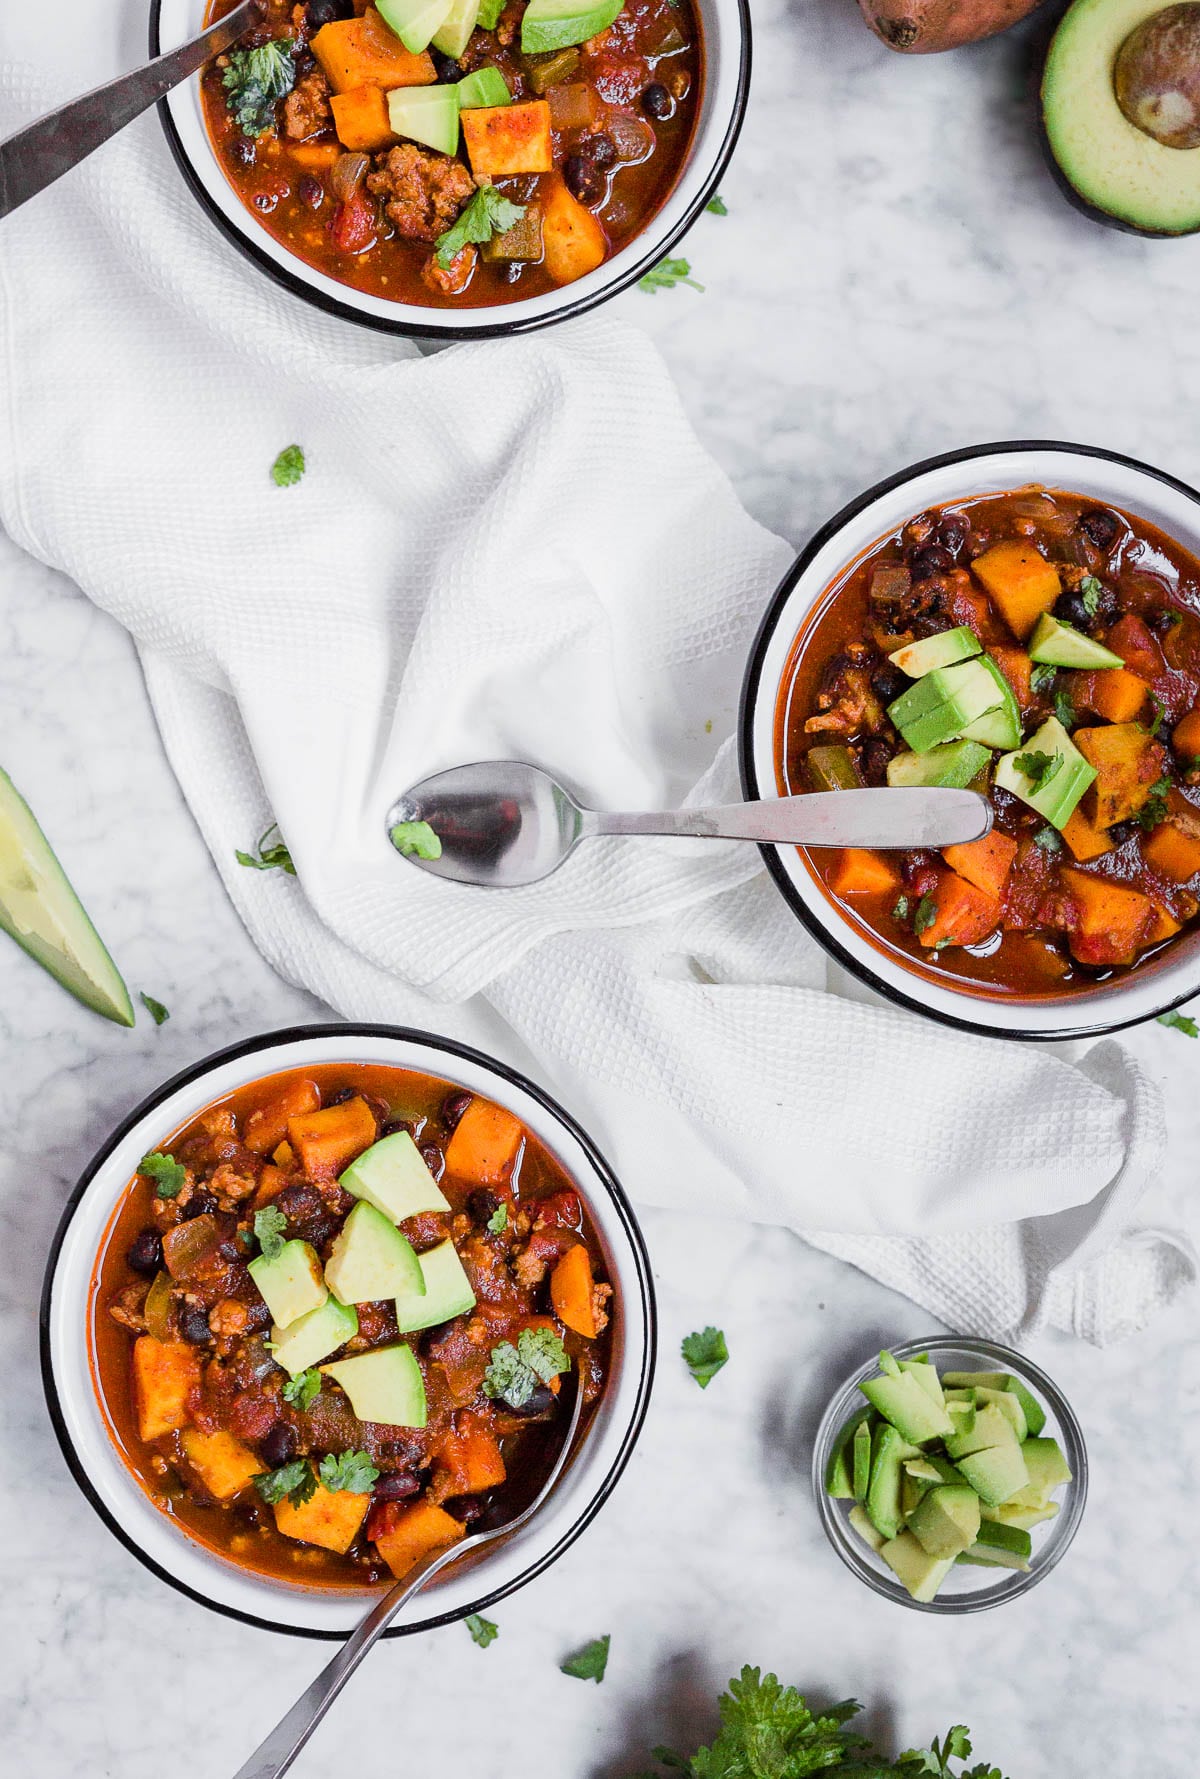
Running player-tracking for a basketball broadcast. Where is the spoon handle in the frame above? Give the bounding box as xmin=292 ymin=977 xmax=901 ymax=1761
xmin=586 ymin=788 xmax=993 ymax=850
xmin=0 ymin=0 xmax=261 ymax=219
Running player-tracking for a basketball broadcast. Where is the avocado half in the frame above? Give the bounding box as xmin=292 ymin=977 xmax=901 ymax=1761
xmin=1043 ymin=0 xmax=1200 ymax=234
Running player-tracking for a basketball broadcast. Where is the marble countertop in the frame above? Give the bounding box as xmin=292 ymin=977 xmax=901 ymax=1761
xmin=3 ymin=0 xmax=1200 ymax=1773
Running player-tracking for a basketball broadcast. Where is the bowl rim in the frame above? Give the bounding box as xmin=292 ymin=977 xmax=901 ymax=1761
xmin=40 ymin=1020 xmax=656 ymax=1640
xmin=738 ymin=437 xmax=1200 ymax=1042
xmin=147 ymin=0 xmax=752 ymax=341
xmin=810 ymin=1334 xmax=1089 ymax=1615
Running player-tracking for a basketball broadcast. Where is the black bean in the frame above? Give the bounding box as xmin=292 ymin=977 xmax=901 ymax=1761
xmin=306 ymin=0 xmax=353 ymax=26
xmin=180 ymin=1302 xmax=213 ymax=1345
xmin=1078 ymin=508 xmax=1120 ymax=550
xmin=641 ymin=81 xmax=673 ymax=119
xmin=909 ymin=543 xmax=953 ymax=581
xmin=183 ymin=1188 xmax=218 ymax=1221
xmin=562 ymin=153 xmax=604 ymax=205
xmin=260 ymin=1422 xmax=298 ymax=1469
xmin=441 ymin=1091 xmax=473 ymax=1132
xmin=1148 ymin=607 xmax=1178 ymax=635
xmin=504 ymin=1382 xmax=556 ymax=1418
xmin=870 ymin=661 xmax=908 ymax=703
xmin=298 ymin=175 xmax=323 ymax=209
xmin=430 ymin=49 xmax=462 ymax=80
xmin=274 ymin=1183 xmax=339 ymax=1248
xmin=446 ymin=1494 xmax=488 ymax=1522
xmin=420 ymin=1143 xmax=445 ymax=1181
xmin=467 ymin=1188 xmax=502 ymax=1226
xmin=373 ymin=1471 xmax=421 ymax=1502
xmin=860 ymin=739 xmax=893 ymax=787
xmin=126 ymin=1229 xmax=163 ymax=1277
xmin=936 ymin=513 xmax=970 ymax=557
xmin=327 ymin=1086 xmax=356 ymax=1105
xmin=232 ymin=136 xmax=256 ymax=167
xmin=382 ymin=1117 xmax=415 ymax=1140
xmin=580 ymin=131 xmax=616 ymax=169
xmin=1053 ymin=592 xmax=1092 ymax=632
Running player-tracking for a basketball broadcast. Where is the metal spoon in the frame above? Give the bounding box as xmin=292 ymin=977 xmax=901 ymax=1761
xmin=231 ymin=1362 xmax=587 ymax=1779
xmin=385 ymin=761 xmax=993 ymax=888
xmin=0 ymin=0 xmax=261 ymax=219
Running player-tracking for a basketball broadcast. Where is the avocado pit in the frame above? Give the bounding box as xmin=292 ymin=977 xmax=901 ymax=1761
xmin=1114 ymin=2 xmax=1200 ymax=148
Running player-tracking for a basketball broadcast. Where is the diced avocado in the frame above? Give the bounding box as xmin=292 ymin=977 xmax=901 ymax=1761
xmin=975 ymin=1518 xmax=1033 ymax=1559
xmin=880 ymin=1529 xmax=955 ymax=1602
xmin=0 ymin=766 xmax=135 ymax=1026
xmin=386 ymin=83 xmax=461 ymax=155
xmin=888 ymin=659 xmax=1005 ymax=754
xmin=340 ymin=1130 xmax=450 ymax=1223
xmin=394 ymin=1237 xmax=477 ymax=1334
xmin=954 ymin=1441 xmax=1031 ymax=1507
xmin=520 ymin=0 xmax=623 ymax=55
xmin=1029 ymin=612 xmax=1124 ymax=670
xmin=994 ymin=715 xmax=1096 ymax=831
xmin=866 ymin=1422 xmax=919 ymax=1540
xmin=888 ymin=626 xmax=981 ymax=678
xmin=1005 ymin=1377 xmax=1047 ymax=1438
xmin=1003 ymin=1436 xmax=1072 ymax=1506
xmin=806 ymin=743 xmax=861 ymax=793
xmin=945 ymin=1400 xmax=1019 ymax=1460
xmin=899 ymin=1358 xmax=946 ymax=1408
xmin=900 ymin=1471 xmax=926 ymax=1518
xmin=905 ymin=1454 xmax=959 ymax=1486
xmin=985 ymin=1499 xmax=1061 ymax=1532
xmin=974 ymin=1385 xmax=1027 ymax=1442
xmin=908 ymin=1483 xmax=982 ymax=1559
xmin=886 ymin=740 xmax=992 ymax=789
xmin=859 ymin=1369 xmax=953 ymax=1445
xmin=852 ymin=1418 xmax=873 ymax=1502
xmin=270 ymin=1296 xmax=358 ymax=1378
xmin=848 ymin=1504 xmax=887 ymax=1552
xmin=248 ymin=1240 xmax=326 ymax=1331
xmin=456 ymin=66 xmax=510 ymax=109
xmin=324 ymin=1202 xmax=424 ymax=1307
xmin=878 ymin=1349 xmax=902 ymax=1379
xmin=826 ymin=1407 xmax=871 ymax=1499
xmin=322 ymin=1343 xmax=427 ymax=1428
xmin=945 ymin=1396 xmax=976 ymax=1444
xmin=956 ymin=1545 xmax=1029 ymax=1572
xmin=377 ymin=0 xmax=455 ymax=53
xmin=959 ymin=654 xmax=1023 ymax=750
xmin=943 ymin=1372 xmax=1045 ymax=1434
xmin=432 ymin=0 xmax=481 ymax=57
xmin=943 ymin=1370 xmax=1012 ymax=1390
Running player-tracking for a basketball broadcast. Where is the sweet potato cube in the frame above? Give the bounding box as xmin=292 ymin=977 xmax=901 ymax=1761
xmin=287 ymin=1096 xmax=376 ymax=1177
xmin=331 ymin=83 xmax=396 ymax=151
xmin=444 ymin=1097 xmax=525 ymax=1185
xmin=1145 ymin=817 xmax=1200 ymax=883
xmin=434 ymin=1414 xmax=507 ymax=1496
xmin=970 ymin=541 xmax=1061 ymax=639
xmin=372 ymin=1500 xmax=465 ymax=1579
xmin=244 ymin=1077 xmax=321 ymax=1156
xmin=252 ymin=1163 xmax=291 ymax=1207
xmin=275 ymin=1481 xmax=370 ymax=1554
xmin=182 ymin=1429 xmax=261 ymax=1501
xmin=828 ymin=848 xmax=901 ymax=897
xmin=1061 ymin=806 xmax=1113 ymax=864
xmin=941 ymin=830 xmax=1018 ymax=899
xmin=461 ymin=100 xmax=552 ymax=175
xmin=1061 ymin=867 xmax=1152 ymax=965
xmin=1172 ymin=707 xmax=1200 ymax=760
xmin=1144 ymin=901 xmax=1183 ymax=944
xmin=551 ymin=1241 xmax=598 ymax=1337
xmin=1071 ymin=667 xmax=1148 ymax=725
xmin=288 ymin=141 xmax=342 ymax=171
xmin=311 ymin=12 xmax=437 ymax=93
xmin=918 ymin=870 xmax=1002 ymax=949
xmin=133 ymin=1337 xmax=200 ymax=1441
xmin=539 ymin=171 xmax=607 ymax=284
xmin=1074 ymin=725 xmax=1166 ymax=828
xmin=990 ymin=644 xmax=1035 ymax=714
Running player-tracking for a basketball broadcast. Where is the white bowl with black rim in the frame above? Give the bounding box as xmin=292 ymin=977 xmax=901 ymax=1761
xmin=739 ymin=440 xmax=1200 ymax=1042
xmin=41 ymin=1023 xmax=655 ymax=1638
xmin=149 ymin=0 xmax=750 ymax=339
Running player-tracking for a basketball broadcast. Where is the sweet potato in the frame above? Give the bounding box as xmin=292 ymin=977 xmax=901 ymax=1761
xmin=461 ymin=100 xmax=553 ymax=175
xmin=1061 ymin=867 xmax=1152 ymax=965
xmin=275 ymin=1481 xmax=370 ymax=1554
xmin=244 ymin=1077 xmax=321 ymax=1156
xmin=1172 ymin=706 xmax=1200 ymax=759
xmin=969 ymin=540 xmax=1060 ymax=639
xmin=287 ymin=1096 xmax=376 ymax=1177
xmin=1061 ymin=806 xmax=1113 ymax=864
xmin=181 ymin=1429 xmax=260 ymax=1501
xmin=941 ymin=831 xmax=1018 ymax=899
xmin=252 ymin=1163 xmax=290 ymax=1207
xmin=1074 ymin=724 xmax=1166 ymax=828
xmin=1070 ymin=666 xmax=1149 ymax=725
xmin=1144 ymin=901 xmax=1183 ymax=944
xmin=372 ymin=1500 xmax=464 ymax=1579
xmin=434 ymin=1414 xmax=507 ymax=1496
xmin=539 ymin=173 xmax=607 ymax=284
xmin=991 ymin=644 xmax=1036 ymax=714
xmin=828 ymin=847 xmax=901 ymax=897
xmin=918 ymin=870 xmax=1002 ymax=949
xmin=311 ymin=11 xmax=437 ymax=93
xmin=1144 ymin=815 xmax=1200 ymax=882
xmin=331 ymin=83 xmax=396 ymax=151
xmin=288 ymin=141 xmax=342 ymax=171
xmin=857 ymin=0 xmax=1043 ymax=53
xmin=133 ymin=1337 xmax=200 ymax=1441
xmin=551 ymin=1242 xmax=598 ymax=1338
xmin=444 ymin=1097 xmax=525 ymax=1185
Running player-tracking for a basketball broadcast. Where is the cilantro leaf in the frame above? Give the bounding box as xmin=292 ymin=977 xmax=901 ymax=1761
xmin=236 ymin=822 xmax=295 ymax=875
xmin=1033 ymin=824 xmax=1062 ymax=853
xmin=254 ymin=1459 xmax=317 ymax=1508
xmin=706 ymin=193 xmax=728 ymax=215
xmin=1080 ymin=575 xmax=1103 ymax=617
xmin=465 ymin=1612 xmax=498 ymax=1648
xmin=1029 ymin=662 xmax=1057 ymax=696
xmin=282 ymin=1368 xmax=322 ymax=1410
xmin=1158 ymin=1009 xmax=1198 ymax=1036
xmin=689 ymin=1668 xmax=865 ymax=1779
xmin=482 ymin=1327 xmax=568 ymax=1407
xmin=389 ymin=820 xmax=443 ymax=860
xmin=560 ymin=1634 xmax=610 ymax=1683
xmin=139 ymin=992 xmax=170 ymax=1026
xmin=272 ymin=444 xmax=305 ymax=488
xmin=487 ymin=1203 xmax=508 ymax=1233
xmin=891 ymin=894 xmax=910 ymax=923
xmin=912 ymin=892 xmax=937 ymax=936
xmin=318 ymin=1449 xmax=379 ymax=1494
xmin=435 ymin=185 xmax=525 ymax=271
xmin=1136 ymin=774 xmax=1172 ymax=830
xmin=1013 ymin=749 xmax=1062 ymax=789
xmin=1054 ymin=685 xmax=1076 ymax=729
xmin=681 ymin=1325 xmax=728 ymax=1389
xmin=639 ymin=255 xmax=704 ymax=294
xmin=254 ymin=1204 xmax=288 ymax=1262
xmin=223 ymin=40 xmax=296 ymax=139
xmin=521 ymin=1325 xmax=568 ymax=1382
xmin=1147 ymin=691 xmax=1166 ymax=739
xmin=139 ymin=1151 xmax=186 ymax=1199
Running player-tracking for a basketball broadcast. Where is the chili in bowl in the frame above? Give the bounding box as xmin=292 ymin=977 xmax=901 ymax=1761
xmin=149 ymin=0 xmax=749 ymax=336
xmin=42 ymin=1025 xmax=654 ymax=1636
xmin=740 ymin=442 xmax=1200 ymax=1040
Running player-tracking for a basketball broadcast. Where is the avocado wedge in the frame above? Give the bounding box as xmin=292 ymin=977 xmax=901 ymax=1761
xmin=1043 ymin=0 xmax=1200 ymax=236
xmin=0 ymin=767 xmax=133 ymax=1025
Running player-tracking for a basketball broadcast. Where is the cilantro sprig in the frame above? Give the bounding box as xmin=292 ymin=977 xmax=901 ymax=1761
xmin=389 ymin=820 xmax=443 ymax=861
xmin=1136 ymin=775 xmax=1172 ymax=831
xmin=706 ymin=193 xmax=728 ymax=215
xmin=560 ymin=1633 xmax=610 ymax=1683
xmin=435 ymin=186 xmax=525 ymax=271
xmin=272 ymin=445 xmax=305 ymax=488
xmin=465 ymin=1613 xmax=499 ymax=1648
xmin=236 ymin=822 xmax=295 ymax=875
xmin=1013 ymin=749 xmax=1062 ymax=789
xmin=1080 ymin=575 xmax=1103 ymax=617
xmin=222 ymin=40 xmax=296 ymax=139
xmin=140 ymin=992 xmax=170 ymax=1026
xmin=483 ymin=1327 xmax=568 ymax=1408
xmin=1159 ymin=1009 xmax=1199 ymax=1037
xmin=282 ymin=1368 xmax=322 ymax=1411
xmin=639 ymin=255 xmax=704 ymax=294
xmin=912 ymin=893 xmax=937 ymax=937
xmin=254 ymin=1459 xmax=317 ymax=1509
xmin=487 ymin=1203 xmax=508 ymax=1234
xmin=318 ymin=1450 xmax=379 ymax=1494
xmin=682 ymin=1326 xmax=728 ymax=1389
xmin=254 ymin=1204 xmax=288 ymax=1262
xmin=139 ymin=1151 xmax=186 ymax=1199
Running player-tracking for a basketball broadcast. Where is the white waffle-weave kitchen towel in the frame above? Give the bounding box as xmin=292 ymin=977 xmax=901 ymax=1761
xmin=1 ymin=19 xmax=1194 ymax=1344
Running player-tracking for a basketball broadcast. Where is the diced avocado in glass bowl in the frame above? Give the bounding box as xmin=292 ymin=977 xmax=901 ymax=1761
xmin=813 ymin=1337 xmax=1087 ymax=1612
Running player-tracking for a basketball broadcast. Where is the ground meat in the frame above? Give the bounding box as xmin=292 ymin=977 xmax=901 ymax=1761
xmin=590 ymin=1281 xmax=613 ymax=1336
xmin=108 ymin=1281 xmax=150 ymax=1333
xmin=804 ymin=644 xmax=887 ymax=738
xmin=209 ymin=1161 xmax=259 ymax=1208
xmin=209 ymin=1299 xmax=250 ymax=1340
xmin=366 ymin=144 xmax=475 ymax=243
xmin=282 ymin=69 xmax=331 ymax=141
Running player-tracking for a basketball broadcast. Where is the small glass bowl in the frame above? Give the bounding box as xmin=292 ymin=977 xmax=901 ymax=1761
xmin=812 ymin=1336 xmax=1088 ymax=1614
